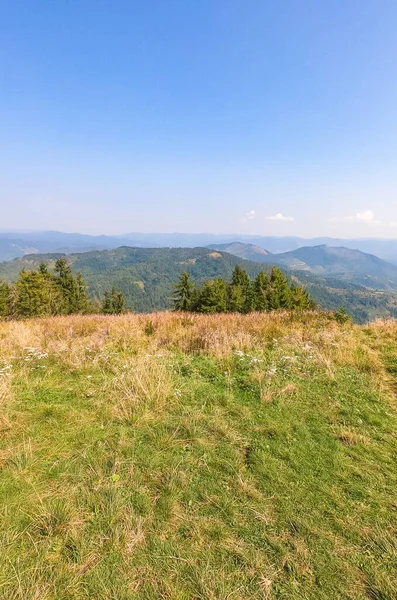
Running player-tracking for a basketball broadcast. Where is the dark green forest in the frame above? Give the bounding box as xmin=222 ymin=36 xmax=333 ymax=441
xmin=173 ymin=266 xmax=314 ymax=313
xmin=0 ymin=247 xmax=397 ymax=322
xmin=0 ymin=259 xmax=314 ymax=320
xmin=0 ymin=259 xmax=127 ymax=319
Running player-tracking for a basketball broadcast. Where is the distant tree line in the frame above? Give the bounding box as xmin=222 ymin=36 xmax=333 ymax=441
xmin=173 ymin=265 xmax=315 ymax=313
xmin=0 ymin=259 xmax=127 ymax=319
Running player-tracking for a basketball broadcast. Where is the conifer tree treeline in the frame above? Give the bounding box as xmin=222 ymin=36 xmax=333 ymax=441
xmin=173 ymin=266 xmax=315 ymax=313
xmin=0 ymin=259 xmax=127 ymax=319
xmin=102 ymin=287 xmax=127 ymax=315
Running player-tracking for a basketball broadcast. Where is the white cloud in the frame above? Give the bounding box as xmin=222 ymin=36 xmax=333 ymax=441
xmin=266 ymin=212 xmax=294 ymax=222
xmin=245 ymin=210 xmax=256 ymax=220
xmin=330 ymin=210 xmax=396 ymax=227
xmin=333 ymin=210 xmax=379 ymax=225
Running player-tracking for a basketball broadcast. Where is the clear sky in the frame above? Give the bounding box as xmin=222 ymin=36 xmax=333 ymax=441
xmin=1 ymin=0 xmax=397 ymax=237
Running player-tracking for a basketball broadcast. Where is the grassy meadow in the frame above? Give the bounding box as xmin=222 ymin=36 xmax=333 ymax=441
xmin=0 ymin=311 xmax=397 ymax=599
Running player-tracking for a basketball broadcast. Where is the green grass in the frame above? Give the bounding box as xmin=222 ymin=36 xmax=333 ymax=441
xmin=0 ymin=313 xmax=397 ymax=598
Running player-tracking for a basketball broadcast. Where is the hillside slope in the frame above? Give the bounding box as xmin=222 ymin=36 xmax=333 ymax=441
xmin=0 ymin=247 xmax=265 ymax=313
xmin=2 ymin=246 xmax=397 ymax=322
xmin=275 ymin=245 xmax=397 ymax=289
xmin=209 ymin=243 xmax=397 ymax=291
xmin=0 ymin=312 xmax=396 ymax=599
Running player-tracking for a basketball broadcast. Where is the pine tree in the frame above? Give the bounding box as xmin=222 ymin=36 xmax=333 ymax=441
xmin=172 ymin=269 xmax=314 ymax=316
xmin=228 ymin=284 xmax=246 ymax=313
xmin=231 ymin=265 xmax=250 ymax=288
xmin=254 ymin=271 xmax=270 ymax=311
xmin=269 ymin=267 xmax=291 ymax=310
xmin=102 ymin=290 xmax=111 ymax=314
xmin=290 ymin=284 xmax=315 ymax=310
xmin=54 ymin=259 xmax=89 ymax=314
xmin=72 ymin=272 xmax=89 ymax=313
xmin=229 ymin=266 xmax=251 ymax=313
xmin=196 ymin=278 xmax=228 ymax=313
xmin=14 ymin=269 xmax=63 ymax=318
xmin=54 ymin=258 xmax=75 ymax=313
xmin=172 ymin=271 xmax=194 ymax=311
xmin=102 ymin=287 xmax=127 ymax=314
xmin=0 ymin=280 xmax=11 ymax=318
xmin=245 ymin=280 xmax=256 ymax=313
xmin=38 ymin=263 xmax=50 ymax=276
xmin=117 ymin=289 xmax=127 ymax=314
xmin=187 ymin=286 xmax=201 ymax=312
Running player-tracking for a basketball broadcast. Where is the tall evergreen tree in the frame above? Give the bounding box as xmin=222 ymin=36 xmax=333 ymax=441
xmin=254 ymin=271 xmax=270 ymax=311
xmin=72 ymin=272 xmax=90 ymax=313
xmin=54 ymin=259 xmax=89 ymax=314
xmin=172 ymin=271 xmax=194 ymax=311
xmin=102 ymin=287 xmax=127 ymax=314
xmin=269 ymin=267 xmax=291 ymax=310
xmin=229 ymin=265 xmax=252 ymax=313
xmin=231 ymin=265 xmax=250 ymax=288
xmin=228 ymin=284 xmax=246 ymax=313
xmin=54 ymin=258 xmax=75 ymax=313
xmin=196 ymin=278 xmax=228 ymax=313
xmin=290 ymin=284 xmax=315 ymax=310
xmin=14 ymin=269 xmax=63 ymax=318
xmin=0 ymin=280 xmax=11 ymax=318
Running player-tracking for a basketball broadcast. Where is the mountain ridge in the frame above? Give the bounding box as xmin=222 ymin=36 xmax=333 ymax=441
xmin=2 ymin=230 xmax=397 ymax=263
xmin=1 ymin=245 xmax=397 ymax=322
xmin=208 ymin=242 xmax=397 ymax=291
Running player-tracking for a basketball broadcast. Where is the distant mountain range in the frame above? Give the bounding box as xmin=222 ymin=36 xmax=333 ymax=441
xmin=2 ymin=230 xmax=397 ymax=264
xmin=208 ymin=242 xmax=397 ymax=291
xmin=3 ymin=231 xmax=397 ymax=323
xmin=0 ymin=231 xmax=147 ymax=261
xmin=1 ymin=245 xmax=397 ymax=322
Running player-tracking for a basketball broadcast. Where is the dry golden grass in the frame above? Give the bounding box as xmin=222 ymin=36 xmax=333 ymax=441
xmin=0 ymin=312 xmax=388 ymax=414
xmin=336 ymin=428 xmax=371 ymax=446
xmin=0 ymin=374 xmax=12 ymax=431
xmin=0 ymin=310 xmax=365 ymax=361
xmin=109 ymin=354 xmax=176 ymax=423
xmin=0 ymin=312 xmax=386 ymax=412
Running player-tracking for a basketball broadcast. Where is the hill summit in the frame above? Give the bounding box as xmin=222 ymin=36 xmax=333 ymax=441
xmin=207 ymin=241 xmax=273 ymax=262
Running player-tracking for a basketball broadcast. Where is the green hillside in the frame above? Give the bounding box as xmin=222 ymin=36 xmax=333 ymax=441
xmin=274 ymin=245 xmax=397 ymax=289
xmin=295 ymin=273 xmax=397 ymax=323
xmin=0 ymin=311 xmax=397 ymax=599
xmin=0 ymin=247 xmax=265 ymax=313
xmin=209 ymin=242 xmax=397 ymax=291
xmin=1 ymin=246 xmax=397 ymax=322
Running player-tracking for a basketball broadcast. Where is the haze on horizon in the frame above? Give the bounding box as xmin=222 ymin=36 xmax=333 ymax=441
xmin=1 ymin=1 xmax=397 ymax=239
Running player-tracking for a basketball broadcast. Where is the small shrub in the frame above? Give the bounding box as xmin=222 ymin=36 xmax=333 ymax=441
xmin=144 ymin=320 xmax=155 ymax=336
xmin=332 ymin=308 xmax=352 ymax=325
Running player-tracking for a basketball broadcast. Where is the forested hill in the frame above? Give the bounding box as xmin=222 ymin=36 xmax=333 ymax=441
xmin=0 ymin=247 xmax=264 ymax=313
xmin=1 ymin=246 xmax=397 ymax=321
xmin=209 ymin=242 xmax=397 ymax=290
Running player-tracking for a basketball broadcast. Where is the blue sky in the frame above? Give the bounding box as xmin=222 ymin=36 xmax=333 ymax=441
xmin=1 ymin=0 xmax=397 ymax=236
